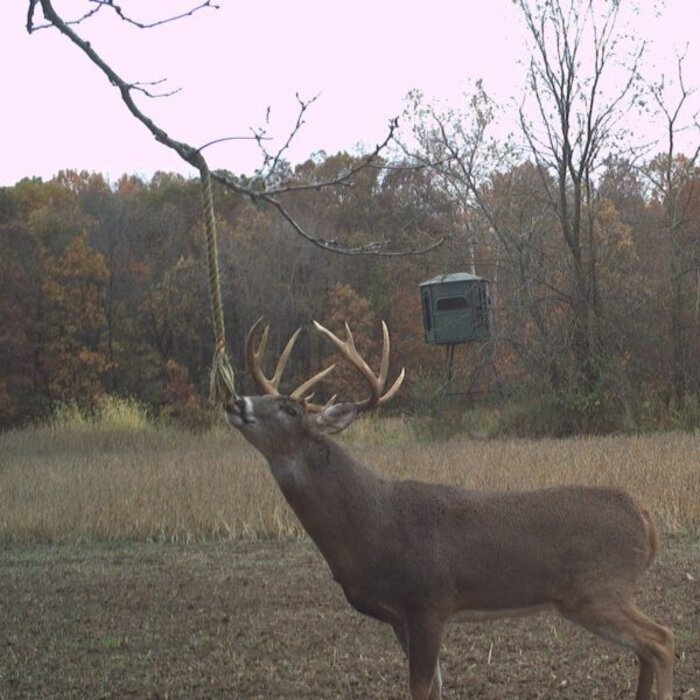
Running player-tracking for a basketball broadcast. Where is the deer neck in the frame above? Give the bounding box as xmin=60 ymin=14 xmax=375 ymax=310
xmin=267 ymin=436 xmax=386 ymax=579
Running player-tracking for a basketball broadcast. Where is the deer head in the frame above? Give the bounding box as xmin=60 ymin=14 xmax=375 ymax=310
xmin=224 ymin=318 xmax=405 ymax=460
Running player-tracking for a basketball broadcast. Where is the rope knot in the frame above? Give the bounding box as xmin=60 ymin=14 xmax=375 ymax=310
xmin=209 ymin=343 xmax=237 ymax=406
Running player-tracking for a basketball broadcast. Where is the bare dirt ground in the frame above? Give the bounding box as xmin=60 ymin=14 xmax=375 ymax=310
xmin=1 ymin=537 xmax=698 ymax=699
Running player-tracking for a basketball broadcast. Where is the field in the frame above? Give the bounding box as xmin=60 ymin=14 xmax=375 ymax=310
xmin=2 ymin=403 xmax=699 ymax=542
xmin=1 ymin=406 xmax=699 ymax=697
xmin=1 ymin=538 xmax=698 ymax=698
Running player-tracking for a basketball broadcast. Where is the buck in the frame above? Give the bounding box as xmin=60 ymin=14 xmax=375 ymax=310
xmin=224 ymin=319 xmax=674 ymax=700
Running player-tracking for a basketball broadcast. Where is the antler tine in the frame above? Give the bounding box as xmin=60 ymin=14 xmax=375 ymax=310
xmin=245 ymin=318 xmax=336 ymax=402
xmin=245 ymin=318 xmax=278 ymax=395
xmin=343 ymin=322 xmax=357 ymax=352
xmin=316 ymin=322 xmax=377 ymax=382
xmin=313 ymin=321 xmax=380 ymax=409
xmin=377 ymin=367 xmax=406 ymax=407
xmin=313 ymin=320 xmax=405 ymax=412
xmin=272 ymin=328 xmax=302 ymax=390
xmin=302 ymin=392 xmax=338 ymax=414
xmin=378 ymin=320 xmax=391 ymax=389
xmin=290 ymin=364 xmax=336 ymax=402
xmin=245 ymin=319 xmax=299 ymax=395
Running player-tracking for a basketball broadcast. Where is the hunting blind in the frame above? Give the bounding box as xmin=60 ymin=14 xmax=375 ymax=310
xmin=419 ymin=272 xmax=491 ymax=345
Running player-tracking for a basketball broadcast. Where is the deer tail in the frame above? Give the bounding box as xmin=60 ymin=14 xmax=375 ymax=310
xmin=640 ymin=505 xmax=659 ymax=570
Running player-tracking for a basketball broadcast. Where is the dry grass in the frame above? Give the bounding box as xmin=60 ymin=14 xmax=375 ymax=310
xmin=1 ymin=402 xmax=698 ymax=543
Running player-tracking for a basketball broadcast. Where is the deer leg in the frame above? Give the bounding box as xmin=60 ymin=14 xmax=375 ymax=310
xmin=625 ymin=604 xmax=674 ymax=700
xmin=430 ymin=659 xmax=443 ymax=700
xmin=405 ymin=614 xmax=445 ymax=700
xmin=392 ymin=620 xmax=409 ymax=654
xmin=392 ymin=621 xmax=443 ymax=700
xmin=558 ymin=598 xmax=673 ymax=700
xmin=635 ymin=657 xmax=654 ymax=700
xmin=341 ymin=586 xmax=443 ymax=696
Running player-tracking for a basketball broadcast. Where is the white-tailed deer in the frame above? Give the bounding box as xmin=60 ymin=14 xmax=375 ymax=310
xmin=224 ymin=319 xmax=674 ymax=700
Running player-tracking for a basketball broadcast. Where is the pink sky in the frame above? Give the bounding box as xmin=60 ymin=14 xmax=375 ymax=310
xmin=2 ymin=1 xmax=698 ymax=186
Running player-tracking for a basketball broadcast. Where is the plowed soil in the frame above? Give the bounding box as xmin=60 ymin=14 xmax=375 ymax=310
xmin=1 ymin=537 xmax=698 ymax=698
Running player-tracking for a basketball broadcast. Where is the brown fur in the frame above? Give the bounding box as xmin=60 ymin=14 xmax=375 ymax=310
xmin=226 ymin=396 xmax=674 ymax=699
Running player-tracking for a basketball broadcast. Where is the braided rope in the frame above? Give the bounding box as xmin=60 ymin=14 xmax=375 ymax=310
xmin=200 ymin=165 xmax=237 ymax=405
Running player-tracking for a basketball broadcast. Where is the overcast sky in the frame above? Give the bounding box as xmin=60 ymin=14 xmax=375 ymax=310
xmin=2 ymin=0 xmax=698 ymax=186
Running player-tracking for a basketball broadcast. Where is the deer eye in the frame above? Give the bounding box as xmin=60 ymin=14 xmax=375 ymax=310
xmin=281 ymin=403 xmax=298 ymax=417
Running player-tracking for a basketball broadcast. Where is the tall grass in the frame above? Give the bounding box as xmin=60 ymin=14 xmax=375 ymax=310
xmin=1 ymin=398 xmax=698 ymax=543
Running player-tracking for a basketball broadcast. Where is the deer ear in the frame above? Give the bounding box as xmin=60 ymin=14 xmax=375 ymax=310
xmin=314 ymin=403 xmax=358 ymax=434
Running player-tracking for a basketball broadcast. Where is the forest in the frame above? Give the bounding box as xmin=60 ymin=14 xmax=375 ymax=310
xmin=3 ymin=0 xmax=700 ymax=436
xmin=1 ymin=143 xmax=698 ymax=435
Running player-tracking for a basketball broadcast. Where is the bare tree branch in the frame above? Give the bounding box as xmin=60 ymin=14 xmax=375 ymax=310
xmin=130 ymin=79 xmax=182 ymax=99
xmin=241 ymin=117 xmax=400 ymax=197
xmin=252 ymin=93 xmax=321 ymax=185
xmin=29 ymin=0 xmax=218 ymax=31
xmin=93 ymin=0 xmax=219 ymax=29
xmin=199 ymin=135 xmax=272 ymax=153
xmin=265 ymin=196 xmax=447 ymax=256
xmin=28 ymin=0 xmax=434 ymax=256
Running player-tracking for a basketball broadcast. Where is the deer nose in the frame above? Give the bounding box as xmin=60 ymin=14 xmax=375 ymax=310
xmin=224 ymin=398 xmax=247 ymax=417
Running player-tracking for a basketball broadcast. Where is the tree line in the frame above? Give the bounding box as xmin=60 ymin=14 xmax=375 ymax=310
xmin=1 ymin=145 xmax=698 ymax=434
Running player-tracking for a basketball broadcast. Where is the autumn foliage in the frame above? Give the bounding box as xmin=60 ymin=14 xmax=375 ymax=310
xmin=1 ymin=155 xmax=699 ymax=434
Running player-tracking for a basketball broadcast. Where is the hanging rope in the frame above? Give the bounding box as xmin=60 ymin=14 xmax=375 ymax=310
xmin=200 ymin=164 xmax=237 ymax=405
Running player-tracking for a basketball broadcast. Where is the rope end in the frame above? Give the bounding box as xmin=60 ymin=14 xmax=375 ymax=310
xmin=209 ymin=344 xmax=237 ymax=406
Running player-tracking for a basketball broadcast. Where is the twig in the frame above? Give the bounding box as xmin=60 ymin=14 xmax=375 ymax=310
xmin=199 ymin=135 xmax=271 ymax=153
xmin=28 ymin=0 xmax=218 ymax=31
xmin=28 ymin=0 xmax=439 ymax=256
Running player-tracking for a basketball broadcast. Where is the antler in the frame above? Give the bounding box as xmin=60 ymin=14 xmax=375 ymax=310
xmin=245 ymin=318 xmax=405 ymax=413
xmin=245 ymin=318 xmax=335 ymax=408
xmin=312 ymin=320 xmax=406 ymax=413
